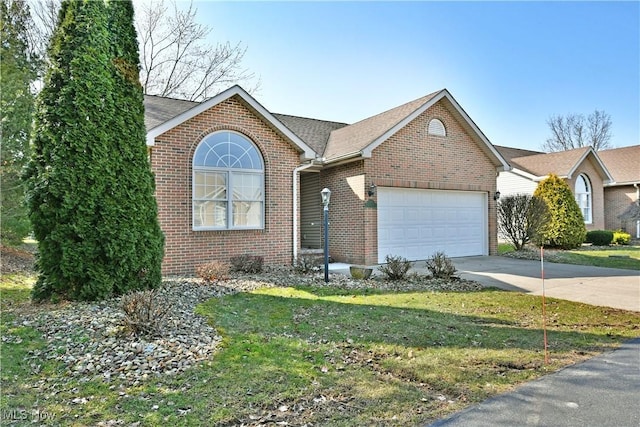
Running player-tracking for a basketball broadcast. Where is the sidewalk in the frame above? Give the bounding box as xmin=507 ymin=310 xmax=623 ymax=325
xmin=427 ymin=337 xmax=640 ymax=426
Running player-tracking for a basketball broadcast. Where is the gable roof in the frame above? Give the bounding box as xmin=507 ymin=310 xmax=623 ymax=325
xmin=144 ymin=85 xmax=316 ymax=161
xmin=507 ymin=146 xmax=614 ymax=182
xmin=494 ymin=145 xmax=543 ymax=162
xmin=144 ymin=95 xmax=198 ymax=130
xmin=322 ymin=89 xmax=510 ymax=170
xmin=143 ymin=86 xmax=509 ymax=170
xmin=273 ymin=114 xmax=348 ymax=156
xmin=598 ymin=145 xmax=640 ymax=186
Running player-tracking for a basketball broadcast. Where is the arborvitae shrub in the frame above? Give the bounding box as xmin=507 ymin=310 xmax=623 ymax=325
xmin=533 ymin=174 xmax=587 ymax=249
xmin=585 ymin=230 xmax=613 ymax=246
xmin=25 ymin=0 xmax=164 ymax=302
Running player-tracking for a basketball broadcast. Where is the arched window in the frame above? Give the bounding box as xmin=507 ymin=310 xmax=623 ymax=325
xmin=575 ymin=174 xmax=592 ymax=224
xmin=428 ymin=118 xmax=446 ymax=137
xmin=192 ymin=131 xmax=264 ymax=230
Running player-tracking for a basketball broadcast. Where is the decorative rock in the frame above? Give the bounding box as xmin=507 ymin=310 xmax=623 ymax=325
xmin=16 ymin=269 xmax=481 ymax=389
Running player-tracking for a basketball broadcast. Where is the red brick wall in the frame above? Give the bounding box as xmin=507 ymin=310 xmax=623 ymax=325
xmin=321 ymin=100 xmax=499 ymax=265
xmin=566 ymin=156 xmax=605 ymax=230
xmin=604 ymin=185 xmax=638 ymax=233
xmin=151 ymin=95 xmax=301 ymax=275
xmin=319 ymin=161 xmax=366 ymax=264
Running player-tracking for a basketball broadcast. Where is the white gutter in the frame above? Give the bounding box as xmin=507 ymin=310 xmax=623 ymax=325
xmin=635 ymin=183 xmax=640 ymax=238
xmin=293 ymin=161 xmax=317 ymax=262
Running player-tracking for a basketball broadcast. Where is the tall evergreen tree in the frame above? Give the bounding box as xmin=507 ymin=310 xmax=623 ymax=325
xmin=25 ymin=0 xmax=163 ymax=301
xmin=0 ymin=0 xmax=38 ymax=245
xmin=102 ymin=0 xmax=164 ymax=295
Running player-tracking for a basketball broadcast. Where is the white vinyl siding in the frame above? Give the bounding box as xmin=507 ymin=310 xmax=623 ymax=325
xmin=497 ymin=171 xmax=537 ymax=196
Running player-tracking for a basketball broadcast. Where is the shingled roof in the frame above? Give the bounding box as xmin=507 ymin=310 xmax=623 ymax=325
xmin=273 ymin=114 xmax=348 ymax=156
xmin=142 ymin=87 xmax=509 ymax=170
xmin=494 ymin=145 xmax=543 ymax=163
xmin=598 ymin=145 xmax=640 ymax=185
xmin=323 ymin=91 xmax=441 ymax=161
xmin=506 ymin=146 xmax=613 ymax=182
xmin=144 ymin=95 xmax=198 ymax=130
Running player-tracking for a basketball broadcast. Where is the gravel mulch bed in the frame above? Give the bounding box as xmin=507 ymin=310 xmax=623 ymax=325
xmin=2 ymin=246 xmax=482 ymax=390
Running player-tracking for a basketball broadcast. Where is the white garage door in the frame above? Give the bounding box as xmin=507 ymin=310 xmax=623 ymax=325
xmin=377 ymin=188 xmax=487 ymax=263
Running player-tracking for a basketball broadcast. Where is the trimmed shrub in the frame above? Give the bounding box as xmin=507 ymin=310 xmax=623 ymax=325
xmin=195 ymin=261 xmax=230 ymax=283
xmin=426 ymin=251 xmax=457 ymax=279
xmin=533 ymin=174 xmax=587 ymax=249
xmin=378 ymin=255 xmax=411 ymax=281
xmin=613 ymin=230 xmax=631 ymax=245
xmin=120 ymin=289 xmax=170 ymax=337
xmin=585 ymin=230 xmax=613 ymax=246
xmin=230 ymin=254 xmax=264 ymax=273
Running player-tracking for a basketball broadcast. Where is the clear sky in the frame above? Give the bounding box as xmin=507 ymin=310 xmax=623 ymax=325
xmin=183 ymin=1 xmax=639 ymax=152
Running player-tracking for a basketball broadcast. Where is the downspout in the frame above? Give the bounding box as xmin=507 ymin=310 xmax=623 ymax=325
xmin=293 ymin=161 xmax=317 ymax=263
xmin=635 ymin=183 xmax=640 ymax=238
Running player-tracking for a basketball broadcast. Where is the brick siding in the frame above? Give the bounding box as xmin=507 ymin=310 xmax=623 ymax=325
xmin=566 ymin=156 xmax=605 ymax=230
xmin=320 ymin=100 xmax=499 ymax=265
xmin=151 ymin=95 xmax=301 ymax=275
xmin=604 ymin=186 xmax=638 ymax=233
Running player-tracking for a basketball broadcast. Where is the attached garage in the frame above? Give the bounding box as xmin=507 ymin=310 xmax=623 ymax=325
xmin=377 ymin=188 xmax=488 ymax=263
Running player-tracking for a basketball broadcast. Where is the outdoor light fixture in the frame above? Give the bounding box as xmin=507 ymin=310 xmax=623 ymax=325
xmin=321 ymin=187 xmax=331 ymax=207
xmin=494 ymin=191 xmax=501 ymax=201
xmin=321 ymin=188 xmax=331 ymax=282
xmin=368 ymin=183 xmax=376 ymax=197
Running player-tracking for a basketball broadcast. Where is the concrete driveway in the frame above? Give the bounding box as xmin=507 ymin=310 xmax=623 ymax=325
xmin=329 ymin=256 xmax=639 ymax=311
xmin=451 ymin=256 xmax=639 ymax=312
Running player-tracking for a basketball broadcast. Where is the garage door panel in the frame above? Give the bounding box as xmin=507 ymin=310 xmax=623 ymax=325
xmin=378 ymin=188 xmax=487 ymax=263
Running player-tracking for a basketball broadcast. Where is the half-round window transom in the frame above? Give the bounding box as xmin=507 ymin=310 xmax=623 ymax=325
xmin=193 ymin=131 xmax=263 ymax=170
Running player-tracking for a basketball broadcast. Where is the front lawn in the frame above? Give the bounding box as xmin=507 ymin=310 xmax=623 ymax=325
xmin=500 ymin=244 xmax=640 ymax=270
xmin=2 ymin=274 xmax=639 ymax=426
xmin=551 ymin=245 xmax=640 ymax=270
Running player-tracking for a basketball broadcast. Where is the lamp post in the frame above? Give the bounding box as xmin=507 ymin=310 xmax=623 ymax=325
xmin=321 ymin=188 xmax=331 ymax=283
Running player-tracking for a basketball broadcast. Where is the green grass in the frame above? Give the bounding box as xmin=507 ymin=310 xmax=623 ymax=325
xmin=498 ymin=243 xmax=516 ymax=254
xmin=2 ymin=276 xmax=639 ymax=426
xmin=551 ymin=246 xmax=640 ymax=270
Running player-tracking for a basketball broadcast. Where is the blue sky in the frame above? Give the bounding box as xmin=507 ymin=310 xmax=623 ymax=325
xmin=189 ymin=1 xmax=638 ymax=152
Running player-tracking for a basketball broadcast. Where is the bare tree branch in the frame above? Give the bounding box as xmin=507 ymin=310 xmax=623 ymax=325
xmin=136 ymin=0 xmax=259 ymax=101
xmin=542 ymin=110 xmax=613 ymax=152
xmin=29 ymin=0 xmax=259 ymax=101
xmin=498 ymin=194 xmax=548 ymax=250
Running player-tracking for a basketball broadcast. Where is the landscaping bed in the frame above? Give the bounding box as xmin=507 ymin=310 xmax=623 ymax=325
xmin=2 ymin=246 xmax=640 ymax=426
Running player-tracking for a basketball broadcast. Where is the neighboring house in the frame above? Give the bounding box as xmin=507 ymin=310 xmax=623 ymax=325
xmin=598 ymin=145 xmax=640 ymax=238
xmin=495 ymin=146 xmax=614 ymax=230
xmin=145 ymin=85 xmax=509 ymax=275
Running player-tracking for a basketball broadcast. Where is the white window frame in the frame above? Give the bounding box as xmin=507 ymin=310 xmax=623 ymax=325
xmin=192 ymin=131 xmax=265 ymax=231
xmin=575 ymin=174 xmax=592 ymax=224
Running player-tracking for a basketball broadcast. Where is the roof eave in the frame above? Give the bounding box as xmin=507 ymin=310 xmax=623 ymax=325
xmin=359 ymin=90 xmax=510 ymax=170
xmin=146 ymin=85 xmax=317 ymax=160
xmin=566 ymin=148 xmax=615 ymax=182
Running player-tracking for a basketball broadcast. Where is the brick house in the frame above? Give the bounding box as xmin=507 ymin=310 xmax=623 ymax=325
xmin=598 ymin=145 xmax=640 ymax=238
xmin=495 ymin=146 xmax=616 ymax=231
xmin=145 ymin=85 xmax=510 ymax=275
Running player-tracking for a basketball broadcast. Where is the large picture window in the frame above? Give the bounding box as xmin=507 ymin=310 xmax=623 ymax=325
xmin=193 ymin=131 xmax=264 ymax=230
xmin=575 ymin=174 xmax=592 ymax=224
